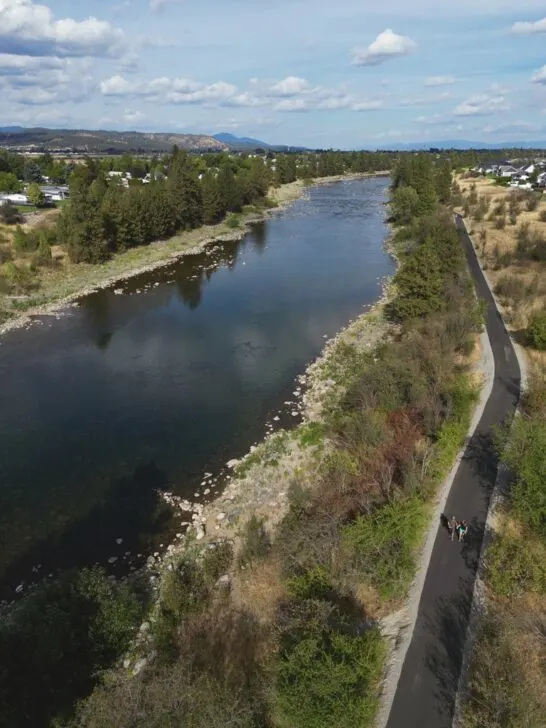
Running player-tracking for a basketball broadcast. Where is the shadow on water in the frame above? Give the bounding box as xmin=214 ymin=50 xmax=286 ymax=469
xmin=1 ymin=461 xmax=170 ymax=600
xmin=250 ymin=220 xmax=268 ymax=254
xmin=77 ymin=234 xmax=246 ymax=350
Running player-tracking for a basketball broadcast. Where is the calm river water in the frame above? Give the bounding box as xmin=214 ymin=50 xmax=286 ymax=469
xmin=0 ymin=177 xmax=393 ymax=598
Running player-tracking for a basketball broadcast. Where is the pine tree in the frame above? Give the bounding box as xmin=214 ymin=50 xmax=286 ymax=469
xmin=201 ymin=173 xmax=224 ymax=224
xmin=167 ymin=149 xmax=203 ymax=230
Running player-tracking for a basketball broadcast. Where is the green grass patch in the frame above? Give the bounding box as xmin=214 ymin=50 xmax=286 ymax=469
xmin=297 ymin=422 xmax=325 ymax=448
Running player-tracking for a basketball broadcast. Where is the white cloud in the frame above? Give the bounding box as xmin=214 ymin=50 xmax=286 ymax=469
xmin=0 ymin=52 xmax=62 ymax=72
xmin=0 ymin=0 xmax=125 ymax=58
xmin=352 ymin=29 xmax=416 ymax=66
xmin=453 ymin=93 xmax=509 ymax=116
xmin=124 ymin=109 xmax=147 ymax=125
xmin=425 ymin=75 xmax=455 ymax=87
xmin=269 ymin=76 xmax=310 ymax=96
xmin=532 ymin=65 xmax=546 ymax=84
xmin=1 ymin=53 xmax=93 ymax=106
xmin=167 ymin=81 xmax=238 ymax=104
xmin=511 ymin=17 xmax=546 ymax=34
xmin=3 ymin=107 xmax=74 ymax=126
xmin=100 ymin=74 xmax=134 ymax=95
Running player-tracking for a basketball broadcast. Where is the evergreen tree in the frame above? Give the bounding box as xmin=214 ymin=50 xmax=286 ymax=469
xmin=391 ymin=186 xmax=420 ymax=225
xmin=168 ymin=149 xmax=203 ymax=229
xmin=201 ymin=173 xmax=224 ymax=224
xmin=434 ymin=160 xmax=452 ymax=204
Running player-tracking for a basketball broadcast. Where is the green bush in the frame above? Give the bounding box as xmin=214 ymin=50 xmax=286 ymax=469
xmin=502 ymin=418 xmax=546 ymax=538
xmin=1 ymin=261 xmax=34 ymax=293
xmin=226 ymin=213 xmax=242 ymax=229
xmin=526 ymin=311 xmax=546 ymax=350
xmin=276 ymin=619 xmax=384 ymax=728
xmin=342 ymin=497 xmax=428 ymax=600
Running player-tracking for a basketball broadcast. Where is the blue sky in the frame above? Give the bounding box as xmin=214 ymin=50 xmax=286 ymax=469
xmin=1 ymin=0 xmax=546 ymax=147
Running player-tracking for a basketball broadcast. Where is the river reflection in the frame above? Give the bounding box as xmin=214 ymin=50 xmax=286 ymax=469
xmin=0 ymin=177 xmax=393 ymax=598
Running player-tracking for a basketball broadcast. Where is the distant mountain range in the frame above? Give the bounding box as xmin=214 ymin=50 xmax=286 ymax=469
xmin=213 ymin=132 xmax=269 ymax=149
xmin=0 ymin=127 xmax=227 ymax=153
xmin=213 ymin=132 xmax=310 ymax=152
xmin=381 ymin=139 xmax=546 ymax=151
xmin=1 ymin=127 xmax=545 ymax=154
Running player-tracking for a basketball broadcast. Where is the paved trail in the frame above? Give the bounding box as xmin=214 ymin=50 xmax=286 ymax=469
xmin=385 ymin=216 xmax=521 ymax=728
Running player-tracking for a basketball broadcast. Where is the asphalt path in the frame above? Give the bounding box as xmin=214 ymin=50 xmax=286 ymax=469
xmin=384 ymin=215 xmax=521 ymax=728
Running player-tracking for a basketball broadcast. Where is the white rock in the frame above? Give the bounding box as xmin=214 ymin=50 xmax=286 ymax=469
xmin=15 ymin=584 xmax=24 ymax=594
xmin=116 ymin=538 xmax=123 ymax=545
xmin=227 ymin=459 xmax=239 ymax=469
xmin=108 ymin=556 xmax=118 ymax=564
xmin=133 ymin=658 xmax=147 ymax=675
xmin=204 ymin=488 xmax=210 ymax=495
xmin=216 ymin=512 xmax=226 ymax=521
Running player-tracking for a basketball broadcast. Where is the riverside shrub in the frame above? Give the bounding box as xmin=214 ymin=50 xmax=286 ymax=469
xmin=342 ymin=497 xmax=428 ymax=600
xmin=276 ymin=601 xmax=384 ymax=728
xmin=526 ymin=311 xmax=546 ymax=351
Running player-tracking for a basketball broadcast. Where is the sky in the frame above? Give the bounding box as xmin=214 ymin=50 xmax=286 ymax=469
xmin=1 ymin=0 xmax=546 ymax=148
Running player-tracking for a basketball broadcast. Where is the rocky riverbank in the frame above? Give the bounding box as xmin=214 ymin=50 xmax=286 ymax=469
xmin=123 ymin=266 xmax=394 ymax=673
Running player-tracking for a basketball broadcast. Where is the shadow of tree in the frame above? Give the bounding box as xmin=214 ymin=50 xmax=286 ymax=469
xmin=462 ymin=429 xmax=498 ymax=486
xmin=424 ymin=581 xmax=475 ymax=725
xmin=1 ymin=461 xmax=171 ymax=600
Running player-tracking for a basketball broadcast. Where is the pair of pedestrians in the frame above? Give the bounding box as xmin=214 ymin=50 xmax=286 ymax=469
xmin=448 ymin=515 xmax=468 ymax=542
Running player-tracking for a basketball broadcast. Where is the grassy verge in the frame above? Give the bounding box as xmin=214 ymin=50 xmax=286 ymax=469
xmin=453 ymin=172 xmax=546 ymax=727
xmin=461 ymin=378 xmax=546 ymax=728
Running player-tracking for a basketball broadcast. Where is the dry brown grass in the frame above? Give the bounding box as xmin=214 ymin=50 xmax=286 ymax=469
xmin=456 ymin=174 xmax=546 ymax=336
xmin=231 ymin=555 xmax=287 ymax=625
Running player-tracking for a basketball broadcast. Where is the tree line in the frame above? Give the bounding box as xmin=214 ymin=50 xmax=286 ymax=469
xmin=54 ymin=149 xmax=396 ymax=264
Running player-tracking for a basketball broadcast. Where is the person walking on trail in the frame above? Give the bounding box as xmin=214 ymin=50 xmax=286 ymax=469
xmin=448 ymin=516 xmax=457 ymax=541
xmin=456 ymin=520 xmax=468 ymax=542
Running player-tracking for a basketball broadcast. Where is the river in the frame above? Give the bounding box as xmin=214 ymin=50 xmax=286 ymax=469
xmin=0 ymin=176 xmax=393 ymax=599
